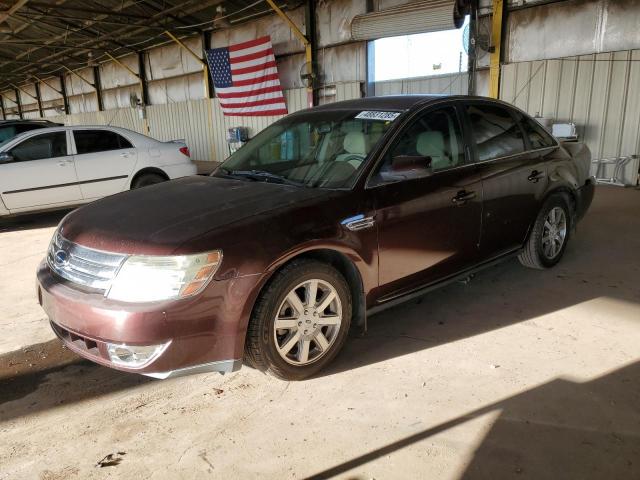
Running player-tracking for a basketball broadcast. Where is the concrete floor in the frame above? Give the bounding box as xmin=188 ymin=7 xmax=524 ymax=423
xmin=1 ymin=185 xmax=639 ymax=479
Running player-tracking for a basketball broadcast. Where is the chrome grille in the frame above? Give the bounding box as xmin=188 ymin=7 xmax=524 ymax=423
xmin=47 ymin=232 xmax=127 ymax=292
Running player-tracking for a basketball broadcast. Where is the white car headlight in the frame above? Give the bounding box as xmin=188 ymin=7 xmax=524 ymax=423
xmin=107 ymin=250 xmax=222 ymax=302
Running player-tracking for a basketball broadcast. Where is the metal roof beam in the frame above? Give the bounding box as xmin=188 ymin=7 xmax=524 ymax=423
xmin=25 ymin=2 xmax=154 ymax=20
xmin=0 ymin=0 xmax=29 ymax=24
xmin=14 ymin=9 xmax=138 ymax=52
xmin=0 ymin=0 xmax=141 ymax=68
xmin=8 ymin=0 xmax=220 ymax=73
xmin=17 ymin=11 xmax=193 ymax=31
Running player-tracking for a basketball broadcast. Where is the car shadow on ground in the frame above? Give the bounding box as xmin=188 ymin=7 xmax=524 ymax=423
xmin=320 ymin=253 xmax=638 ymax=378
xmin=0 ymin=361 xmax=154 ymax=423
xmin=0 ymin=209 xmax=73 ymax=233
xmin=319 ymin=187 xmax=640 ymax=378
xmin=305 ymin=360 xmax=640 ymax=480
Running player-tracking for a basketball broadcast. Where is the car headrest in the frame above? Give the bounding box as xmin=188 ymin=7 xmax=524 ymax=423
xmin=343 ymin=131 xmax=368 ymax=155
xmin=416 ymin=131 xmax=445 ymax=158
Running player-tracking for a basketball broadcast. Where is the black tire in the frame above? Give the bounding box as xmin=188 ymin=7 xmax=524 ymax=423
xmin=132 ymin=172 xmax=166 ymax=189
xmin=245 ymin=259 xmax=352 ymax=380
xmin=518 ymin=193 xmax=572 ymax=269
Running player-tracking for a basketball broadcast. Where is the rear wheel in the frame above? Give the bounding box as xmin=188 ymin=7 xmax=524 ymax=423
xmin=132 ymin=172 xmax=166 ymax=189
xmin=519 ymin=194 xmax=571 ymax=269
xmin=245 ymin=259 xmax=352 ymax=380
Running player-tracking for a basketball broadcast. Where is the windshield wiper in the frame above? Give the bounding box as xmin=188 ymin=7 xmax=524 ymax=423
xmin=221 ymin=168 xmax=305 ymax=187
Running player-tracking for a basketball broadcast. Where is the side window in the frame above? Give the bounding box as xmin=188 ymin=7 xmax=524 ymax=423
xmin=9 ymin=132 xmax=68 ymax=162
xmin=0 ymin=126 xmax=16 ymax=144
xmin=374 ymin=106 xmax=464 ymax=183
xmin=465 ymin=104 xmax=526 ymax=161
xmin=521 ymin=116 xmax=556 ymax=149
xmin=74 ymin=130 xmax=133 ymax=155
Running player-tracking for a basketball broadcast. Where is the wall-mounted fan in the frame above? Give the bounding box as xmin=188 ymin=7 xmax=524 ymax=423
xmin=463 ymin=18 xmax=493 ymax=64
xmin=299 ymin=61 xmax=318 ymax=88
xmin=129 ymin=92 xmax=142 ymax=108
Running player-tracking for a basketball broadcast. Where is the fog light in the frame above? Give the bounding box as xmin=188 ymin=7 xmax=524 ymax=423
xmin=107 ymin=342 xmax=170 ymax=368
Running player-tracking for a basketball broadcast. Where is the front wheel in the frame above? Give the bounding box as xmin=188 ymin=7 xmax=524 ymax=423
xmin=518 ymin=193 xmax=572 ymax=269
xmin=245 ymin=260 xmax=352 ymax=380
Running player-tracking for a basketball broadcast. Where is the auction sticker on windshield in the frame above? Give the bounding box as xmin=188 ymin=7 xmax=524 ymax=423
xmin=355 ymin=111 xmax=401 ymax=121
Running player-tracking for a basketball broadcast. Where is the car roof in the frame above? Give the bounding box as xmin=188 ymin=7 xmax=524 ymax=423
xmin=0 ymin=124 xmax=159 ymax=150
xmin=295 ymin=94 xmax=514 ymax=114
xmin=0 ymin=119 xmax=61 ymax=126
xmin=310 ymin=95 xmax=443 ymax=112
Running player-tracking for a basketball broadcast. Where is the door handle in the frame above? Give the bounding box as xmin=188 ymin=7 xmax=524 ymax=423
xmin=57 ymin=159 xmax=73 ymax=166
xmin=452 ymin=190 xmax=477 ymax=205
xmin=120 ymin=152 xmax=130 ymax=158
xmin=528 ymin=170 xmax=546 ymax=183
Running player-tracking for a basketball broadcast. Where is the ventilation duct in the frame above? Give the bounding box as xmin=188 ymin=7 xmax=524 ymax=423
xmin=351 ymin=0 xmax=469 ymax=41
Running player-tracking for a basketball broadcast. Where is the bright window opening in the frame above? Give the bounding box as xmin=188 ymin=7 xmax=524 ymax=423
xmin=373 ymin=16 xmax=470 ymax=82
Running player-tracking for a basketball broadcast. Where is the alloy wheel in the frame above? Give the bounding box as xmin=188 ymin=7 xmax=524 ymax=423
xmin=273 ymin=279 xmax=342 ymax=366
xmin=541 ymin=206 xmax=567 ymax=260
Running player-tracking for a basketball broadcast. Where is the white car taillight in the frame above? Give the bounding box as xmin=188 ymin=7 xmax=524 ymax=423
xmin=179 ymin=146 xmax=190 ymax=157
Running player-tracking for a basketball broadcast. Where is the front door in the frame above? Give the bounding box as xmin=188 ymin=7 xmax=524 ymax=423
xmin=370 ymin=105 xmax=483 ymax=300
xmin=0 ymin=130 xmax=82 ymax=211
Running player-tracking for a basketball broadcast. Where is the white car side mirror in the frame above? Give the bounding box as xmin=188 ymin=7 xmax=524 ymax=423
xmin=0 ymin=153 xmax=13 ymax=164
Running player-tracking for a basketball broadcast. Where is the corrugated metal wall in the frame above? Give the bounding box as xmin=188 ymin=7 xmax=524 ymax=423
xmin=374 ymin=72 xmax=469 ymax=95
xmin=500 ymin=50 xmax=640 ymax=184
xmin=50 ymin=84 xmax=361 ymax=163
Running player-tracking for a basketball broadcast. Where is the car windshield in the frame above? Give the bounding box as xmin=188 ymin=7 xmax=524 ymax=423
xmin=215 ymin=109 xmax=400 ymax=189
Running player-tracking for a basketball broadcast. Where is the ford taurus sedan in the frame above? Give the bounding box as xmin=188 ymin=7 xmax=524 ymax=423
xmin=36 ymin=95 xmax=595 ymax=381
xmin=0 ymin=125 xmax=196 ymax=217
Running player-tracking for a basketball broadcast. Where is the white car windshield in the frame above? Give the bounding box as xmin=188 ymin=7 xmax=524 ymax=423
xmin=216 ymin=109 xmax=400 ymax=189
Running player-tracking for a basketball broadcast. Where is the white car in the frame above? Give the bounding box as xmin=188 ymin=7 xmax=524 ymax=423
xmin=0 ymin=125 xmax=197 ymax=217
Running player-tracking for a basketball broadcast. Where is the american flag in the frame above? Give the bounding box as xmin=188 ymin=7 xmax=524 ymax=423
xmin=205 ymin=36 xmax=288 ymax=117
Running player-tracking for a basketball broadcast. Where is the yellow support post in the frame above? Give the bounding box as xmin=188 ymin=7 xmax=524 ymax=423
xmin=165 ymin=30 xmax=215 ymax=162
xmin=10 ymin=83 xmax=39 ymax=103
xmin=265 ymin=0 xmax=314 ymax=108
xmin=164 ymin=31 xmax=211 ymax=98
xmin=105 ymin=52 xmax=150 ymax=134
xmin=33 ymin=75 xmax=63 ymax=96
xmin=62 ymin=65 xmax=96 ymax=91
xmin=489 ymin=0 xmax=503 ymax=99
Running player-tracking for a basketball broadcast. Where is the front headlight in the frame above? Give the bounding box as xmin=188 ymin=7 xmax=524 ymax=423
xmin=107 ymin=250 xmax=222 ymax=302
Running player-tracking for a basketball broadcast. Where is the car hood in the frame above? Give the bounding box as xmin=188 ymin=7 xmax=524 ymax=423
xmin=60 ymin=176 xmax=334 ymax=255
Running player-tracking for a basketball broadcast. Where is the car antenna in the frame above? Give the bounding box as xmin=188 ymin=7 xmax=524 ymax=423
xmin=106 ymin=109 xmax=120 ymax=127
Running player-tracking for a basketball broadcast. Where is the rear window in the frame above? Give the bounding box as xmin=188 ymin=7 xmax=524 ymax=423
xmin=465 ymin=104 xmax=526 ymax=162
xmin=521 ymin=117 xmax=556 ymax=149
xmin=74 ymin=130 xmax=133 ymax=154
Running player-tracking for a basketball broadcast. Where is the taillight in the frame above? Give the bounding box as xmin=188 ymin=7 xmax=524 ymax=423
xmin=179 ymin=146 xmax=190 ymax=157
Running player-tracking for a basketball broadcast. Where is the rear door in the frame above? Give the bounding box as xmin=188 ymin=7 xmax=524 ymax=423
xmin=71 ymin=128 xmax=137 ymax=200
xmin=370 ymin=104 xmax=483 ymax=299
xmin=0 ymin=130 xmax=82 ymax=211
xmin=462 ymin=102 xmax=549 ymax=259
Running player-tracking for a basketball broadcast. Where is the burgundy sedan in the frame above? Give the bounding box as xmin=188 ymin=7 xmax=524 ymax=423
xmin=37 ymin=96 xmax=595 ymax=380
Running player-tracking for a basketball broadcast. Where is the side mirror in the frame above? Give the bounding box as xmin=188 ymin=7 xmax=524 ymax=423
xmin=0 ymin=153 xmax=13 ymax=164
xmin=391 ymin=155 xmax=432 ymax=174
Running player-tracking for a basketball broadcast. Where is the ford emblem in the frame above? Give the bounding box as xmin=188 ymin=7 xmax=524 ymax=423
xmin=54 ymin=249 xmax=69 ymax=266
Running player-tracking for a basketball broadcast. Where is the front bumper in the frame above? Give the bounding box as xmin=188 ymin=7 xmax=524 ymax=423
xmin=37 ymin=261 xmax=261 ymax=378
